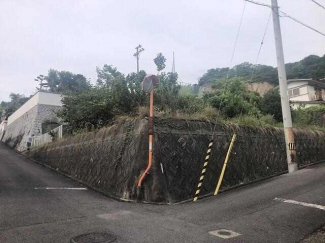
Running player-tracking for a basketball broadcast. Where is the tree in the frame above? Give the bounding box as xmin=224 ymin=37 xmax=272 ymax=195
xmin=198 ymin=67 xmax=229 ymax=86
xmin=261 ymin=89 xmax=283 ymax=122
xmin=155 ymin=72 xmax=181 ymax=111
xmin=40 ymin=69 xmax=90 ymax=94
xmin=206 ymin=78 xmax=262 ymax=118
xmin=58 ymin=87 xmax=115 ymax=131
xmin=96 ymin=65 xmax=124 ymax=87
xmin=286 ymin=55 xmax=325 ymax=80
xmin=154 ymin=53 xmax=167 ymax=72
xmin=58 ymin=66 xmax=148 ymax=132
xmin=0 ymin=93 xmax=30 ymax=118
xmin=199 ymin=54 xmax=325 ymax=88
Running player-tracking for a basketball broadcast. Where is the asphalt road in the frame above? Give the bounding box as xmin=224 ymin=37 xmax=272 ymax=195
xmin=1 ymin=142 xmax=325 ymax=243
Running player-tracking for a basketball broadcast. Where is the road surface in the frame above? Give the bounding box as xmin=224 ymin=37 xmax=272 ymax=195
xmin=0 ymin=142 xmax=325 ymax=243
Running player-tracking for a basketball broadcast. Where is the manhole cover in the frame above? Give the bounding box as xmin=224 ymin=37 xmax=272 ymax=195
xmin=70 ymin=232 xmax=117 ymax=243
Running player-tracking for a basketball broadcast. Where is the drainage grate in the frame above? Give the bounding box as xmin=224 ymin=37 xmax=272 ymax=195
xmin=70 ymin=232 xmax=117 ymax=243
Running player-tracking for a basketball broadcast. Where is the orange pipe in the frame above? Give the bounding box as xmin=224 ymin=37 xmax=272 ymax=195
xmin=138 ymin=89 xmax=154 ymax=187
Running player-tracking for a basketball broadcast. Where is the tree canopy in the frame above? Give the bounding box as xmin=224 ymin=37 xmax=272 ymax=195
xmin=153 ymin=53 xmax=167 ymax=72
xmin=38 ymin=69 xmax=90 ymax=94
xmin=205 ymin=78 xmax=262 ymax=118
xmin=198 ymin=54 xmax=325 ymax=87
xmin=0 ymin=93 xmax=30 ymax=119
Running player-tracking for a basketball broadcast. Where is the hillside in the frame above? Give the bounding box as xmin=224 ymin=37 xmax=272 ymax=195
xmin=198 ymin=54 xmax=325 ymax=86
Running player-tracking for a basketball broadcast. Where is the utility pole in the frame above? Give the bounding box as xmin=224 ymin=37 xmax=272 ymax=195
xmin=133 ymin=45 xmax=144 ymax=74
xmin=271 ymin=0 xmax=298 ymax=173
xmin=172 ymin=52 xmax=176 ymax=73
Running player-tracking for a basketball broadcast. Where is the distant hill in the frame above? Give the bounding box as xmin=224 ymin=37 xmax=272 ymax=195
xmin=198 ymin=54 xmax=325 ymax=86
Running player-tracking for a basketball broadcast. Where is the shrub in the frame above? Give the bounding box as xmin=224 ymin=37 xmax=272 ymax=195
xmin=292 ymin=105 xmax=325 ymax=127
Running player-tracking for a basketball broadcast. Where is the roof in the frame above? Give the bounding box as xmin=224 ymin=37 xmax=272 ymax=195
xmin=287 ymin=79 xmax=325 ymax=89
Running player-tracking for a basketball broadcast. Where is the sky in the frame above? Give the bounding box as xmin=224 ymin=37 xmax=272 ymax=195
xmin=0 ymin=0 xmax=324 ymax=101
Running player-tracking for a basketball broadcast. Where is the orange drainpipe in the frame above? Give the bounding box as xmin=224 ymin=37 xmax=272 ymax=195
xmin=138 ymin=89 xmax=154 ymax=187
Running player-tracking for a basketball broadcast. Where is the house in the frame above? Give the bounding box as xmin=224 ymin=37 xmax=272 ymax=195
xmin=1 ymin=91 xmax=63 ymax=151
xmin=287 ymin=79 xmax=325 ymax=109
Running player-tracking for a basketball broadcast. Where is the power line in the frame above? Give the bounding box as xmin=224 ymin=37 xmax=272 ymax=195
xmin=227 ymin=1 xmax=247 ymax=79
xmin=280 ymin=11 xmax=325 ymax=37
xmin=310 ymin=0 xmax=325 ymax=10
xmin=244 ymin=0 xmax=325 ymax=37
xmin=250 ymin=11 xmax=272 ymax=82
xmin=245 ymin=0 xmax=271 ymax=7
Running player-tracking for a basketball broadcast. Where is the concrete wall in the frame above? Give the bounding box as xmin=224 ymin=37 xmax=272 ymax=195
xmin=26 ymin=118 xmax=325 ymax=204
xmin=7 ymin=92 xmax=63 ymax=125
xmin=3 ymin=91 xmax=63 ymax=151
xmin=0 ymin=121 xmax=7 ymax=141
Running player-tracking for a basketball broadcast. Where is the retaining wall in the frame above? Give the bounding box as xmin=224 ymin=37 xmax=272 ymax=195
xmin=3 ymin=104 xmax=61 ymax=151
xmin=26 ymin=118 xmax=325 ymax=204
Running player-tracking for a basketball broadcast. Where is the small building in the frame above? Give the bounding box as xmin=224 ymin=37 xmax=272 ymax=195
xmin=1 ymin=91 xmax=63 ymax=151
xmin=287 ymin=79 xmax=325 ymax=109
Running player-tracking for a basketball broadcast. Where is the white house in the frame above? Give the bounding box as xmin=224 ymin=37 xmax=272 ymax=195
xmin=287 ymin=79 xmax=325 ymax=109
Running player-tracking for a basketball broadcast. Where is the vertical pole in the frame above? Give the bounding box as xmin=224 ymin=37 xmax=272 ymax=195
xmin=137 ymin=52 xmax=139 ymax=74
xmin=137 ymin=89 xmax=154 ymax=188
xmin=271 ymin=0 xmax=298 ymax=173
xmin=148 ymin=89 xmax=154 ymax=171
xmin=214 ymin=134 xmax=236 ymax=195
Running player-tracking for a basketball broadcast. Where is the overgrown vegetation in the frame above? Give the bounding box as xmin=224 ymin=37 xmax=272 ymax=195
xmin=56 ymin=52 xmax=325 ymax=132
xmin=38 ymin=69 xmax=91 ymax=93
xmin=292 ymin=105 xmax=325 ymax=128
xmin=1 ymin=54 xmax=324 ymax=133
xmin=198 ymin=55 xmax=325 ymax=86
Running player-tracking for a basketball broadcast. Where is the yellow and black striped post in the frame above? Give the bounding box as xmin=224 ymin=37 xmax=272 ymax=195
xmin=193 ymin=139 xmax=213 ymax=202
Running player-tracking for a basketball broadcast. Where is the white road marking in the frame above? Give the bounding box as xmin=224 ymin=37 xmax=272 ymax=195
xmin=97 ymin=211 xmax=132 ymax=220
xmin=209 ymin=229 xmax=242 ymax=239
xmin=274 ymin=198 xmax=325 ymax=211
xmin=34 ymin=187 xmax=87 ymax=190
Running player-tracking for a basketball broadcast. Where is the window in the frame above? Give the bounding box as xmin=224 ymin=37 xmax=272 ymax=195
xmin=315 ymin=87 xmax=323 ymax=101
xmin=292 ymin=88 xmax=300 ymax=96
xmin=288 ymin=88 xmax=300 ymax=98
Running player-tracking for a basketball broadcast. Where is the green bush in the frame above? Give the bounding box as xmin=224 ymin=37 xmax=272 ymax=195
xmin=292 ymin=105 xmax=325 ymax=127
xmin=261 ymin=89 xmax=283 ymax=122
xmin=176 ymin=95 xmax=206 ymax=114
xmin=207 ymin=78 xmax=262 ymax=118
xmin=230 ymin=114 xmax=277 ymax=127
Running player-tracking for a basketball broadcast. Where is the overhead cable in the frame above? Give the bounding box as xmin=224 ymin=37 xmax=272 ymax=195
xmin=244 ymin=0 xmax=325 ymax=37
xmin=250 ymin=11 xmax=272 ymax=82
xmin=310 ymin=0 xmax=325 ymax=10
xmin=227 ymin=1 xmax=247 ymax=79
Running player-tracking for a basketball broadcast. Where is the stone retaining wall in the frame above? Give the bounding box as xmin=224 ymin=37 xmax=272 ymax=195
xmin=3 ymin=104 xmax=61 ymax=151
xmin=26 ymin=118 xmax=325 ymax=204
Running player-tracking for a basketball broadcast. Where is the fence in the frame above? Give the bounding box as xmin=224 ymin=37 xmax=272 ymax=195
xmin=31 ymin=125 xmax=64 ymax=148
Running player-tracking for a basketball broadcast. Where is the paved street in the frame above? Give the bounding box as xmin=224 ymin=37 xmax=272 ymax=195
xmin=1 ymin=142 xmax=325 ymax=243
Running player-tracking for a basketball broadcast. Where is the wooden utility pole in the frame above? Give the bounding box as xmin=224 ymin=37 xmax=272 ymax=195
xmin=271 ymin=0 xmax=298 ymax=173
xmin=133 ymin=45 xmax=145 ymax=73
